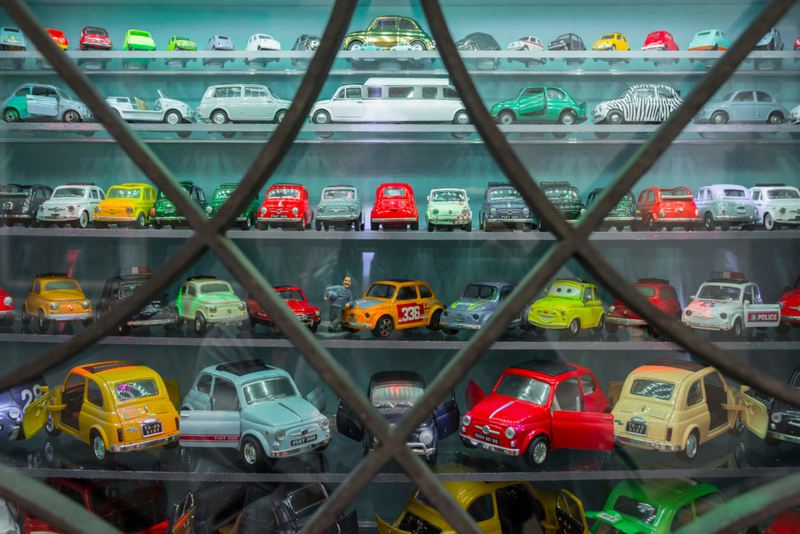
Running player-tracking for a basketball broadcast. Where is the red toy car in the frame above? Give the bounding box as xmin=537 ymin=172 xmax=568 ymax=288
xmin=605 ymin=278 xmax=681 ymax=338
xmin=370 ymin=183 xmax=419 ymax=230
xmin=642 ymin=31 xmax=679 ymax=51
xmin=246 ymin=285 xmax=321 ymax=334
xmin=42 ymin=28 xmax=68 ymax=50
xmin=776 ymin=274 xmax=800 ymax=334
xmin=255 ymin=183 xmax=313 ymax=231
xmin=79 ymin=26 xmax=112 ymax=50
xmin=637 ymin=186 xmax=700 ymax=231
xmin=460 ymin=360 xmax=613 ymax=469
xmin=795 ymin=37 xmax=800 ymax=51
xmin=764 ymin=508 xmax=800 ymax=534
xmin=23 ymin=478 xmax=169 ymax=534
xmin=0 ymin=287 xmax=14 ymax=327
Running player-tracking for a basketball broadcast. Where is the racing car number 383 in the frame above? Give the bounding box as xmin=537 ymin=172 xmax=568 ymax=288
xmin=397 ymin=303 xmax=424 ymax=324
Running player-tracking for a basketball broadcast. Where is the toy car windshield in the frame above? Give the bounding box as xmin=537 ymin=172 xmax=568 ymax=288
xmin=0 ymin=185 xmax=26 ymax=193
xmin=463 ymin=284 xmax=498 ymax=299
xmin=635 ymin=286 xmax=657 ymax=297
xmin=489 ymin=189 xmax=520 ymax=200
xmin=213 ymin=188 xmax=233 ymax=199
xmin=661 ymin=187 xmax=691 ymax=197
xmin=108 ymin=188 xmax=141 ymax=199
xmin=432 ymin=190 xmax=466 ymax=202
xmin=372 ymin=383 xmax=423 ymax=408
xmin=86 ymin=27 xmax=107 ymax=36
xmin=600 ymin=34 xmax=615 ymax=41
xmin=548 ymin=282 xmax=581 ymax=298
xmin=242 ymin=377 xmax=297 ymax=404
xmin=612 ymin=496 xmax=660 ymax=524
xmin=323 ymin=189 xmax=355 ymax=199
xmin=277 ymin=289 xmax=304 ymax=301
xmin=383 ymin=188 xmax=407 ymax=197
xmin=544 ymin=188 xmax=580 ymax=201
xmin=200 ymin=282 xmax=232 ymax=294
xmin=115 ymin=379 xmax=158 ymax=401
xmin=629 ymin=379 xmax=674 ymax=400
xmin=285 ymin=484 xmax=329 ymax=514
xmin=366 ymin=284 xmax=396 ymax=298
xmin=697 ymin=285 xmax=740 ymax=301
xmin=767 ymin=189 xmax=800 ymax=199
xmin=268 ymin=188 xmax=301 ymax=199
xmin=53 ymin=187 xmax=86 ymax=198
xmin=45 ymin=280 xmax=78 ymax=291
xmin=495 ymin=374 xmax=551 ymax=404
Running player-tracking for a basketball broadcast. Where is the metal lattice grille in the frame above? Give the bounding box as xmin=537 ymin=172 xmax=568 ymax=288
xmin=0 ymin=0 xmax=798 ymax=532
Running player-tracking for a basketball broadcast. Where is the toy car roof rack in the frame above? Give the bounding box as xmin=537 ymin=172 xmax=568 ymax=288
xmin=512 ymin=360 xmax=577 ymax=377
xmin=118 ymin=267 xmax=151 ymax=278
xmin=754 ymin=183 xmax=785 ymax=187
xmin=638 ymin=278 xmax=670 ymax=285
xmin=487 ymin=182 xmax=513 ymax=188
xmin=187 ymin=275 xmax=216 ymax=281
xmin=216 ymin=359 xmax=273 ymax=376
xmin=647 ymin=359 xmax=707 ymax=372
xmin=539 ymin=181 xmax=574 ymax=189
xmin=83 ymin=361 xmax=145 ymax=374
xmin=708 ymin=271 xmax=748 ymax=284
xmin=66 ymin=182 xmax=97 ymax=186
xmin=35 ymin=272 xmax=69 ymax=278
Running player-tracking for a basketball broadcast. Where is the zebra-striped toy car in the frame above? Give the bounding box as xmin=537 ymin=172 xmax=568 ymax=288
xmin=592 ymin=84 xmax=683 ymax=125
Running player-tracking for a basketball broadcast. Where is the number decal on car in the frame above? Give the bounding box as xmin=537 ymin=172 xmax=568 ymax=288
xmin=20 ymin=385 xmax=44 ymax=411
xmin=397 ymin=303 xmax=423 ymax=325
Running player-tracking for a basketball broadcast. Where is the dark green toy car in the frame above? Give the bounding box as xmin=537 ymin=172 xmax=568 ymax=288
xmin=151 ymin=181 xmax=207 ymax=229
xmin=491 ymin=86 xmax=586 ymax=125
xmin=205 ymin=183 xmax=261 ymax=231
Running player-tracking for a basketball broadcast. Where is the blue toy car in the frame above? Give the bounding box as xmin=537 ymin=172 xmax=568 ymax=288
xmin=1 ymin=84 xmax=92 ymax=123
xmin=694 ymin=90 xmax=789 ymax=125
xmin=479 ymin=182 xmax=534 ymax=232
xmin=315 ymin=185 xmax=364 ymax=231
xmin=0 ymin=27 xmax=25 ymax=51
xmin=0 ymin=375 xmax=47 ymax=440
xmin=203 ymin=34 xmax=235 ymax=66
xmin=440 ymin=280 xmax=525 ymax=334
xmin=754 ymin=28 xmax=784 ymax=50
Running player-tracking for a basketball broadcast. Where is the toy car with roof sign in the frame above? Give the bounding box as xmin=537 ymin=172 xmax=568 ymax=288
xmin=681 ymin=271 xmax=781 ymax=338
xmin=425 ymin=187 xmax=471 ymax=232
xmin=344 ymin=16 xmax=435 ymax=51
xmin=585 ymin=187 xmax=640 ymax=232
xmin=106 ymin=90 xmax=194 ymax=125
xmin=479 ymin=182 xmax=534 ymax=232
xmin=150 ymin=181 xmax=207 ymax=228
xmin=694 ymin=90 xmax=788 ymax=125
xmin=315 ymin=185 xmax=363 ymax=231
xmin=526 ymin=278 xmax=605 ymax=337
xmin=440 ymin=280 xmax=523 ymax=334
xmin=197 ymin=83 xmax=291 ymax=125
xmin=750 ymin=183 xmax=800 ymax=230
xmin=637 ymin=186 xmax=700 ymax=231
xmin=341 ymin=279 xmax=445 ymax=338
xmin=0 ymin=286 xmax=15 ymax=327
xmin=749 ymin=364 xmax=800 ymax=446
xmin=0 ymin=373 xmax=46 ymax=440
xmin=96 ymin=267 xmax=179 ymax=335
xmin=694 ymin=184 xmax=758 ymax=231
xmin=461 ymin=360 xmax=613 ymax=469
xmin=205 ymin=182 xmax=260 ymax=230
xmin=491 ymin=86 xmax=586 ymax=126
xmin=176 ymin=276 xmax=249 ymax=335
xmin=1 ymin=84 xmax=92 ymax=123
xmin=593 ymin=84 xmax=683 ymax=125
xmin=776 ymin=274 xmax=800 ymax=334
xmin=606 ymin=278 xmax=681 ymax=338
xmin=337 ymin=371 xmax=459 ymax=464
xmin=246 ymin=285 xmax=321 ymax=334
xmin=371 ymin=183 xmax=418 ymax=230
xmin=78 ymin=26 xmax=111 ymax=50
xmin=539 ymin=181 xmax=585 ymax=231
xmin=0 ymin=183 xmax=52 ymax=227
xmin=93 ymin=183 xmax=156 ymax=229
xmin=22 ymin=272 xmax=92 ymax=332
xmin=688 ymin=29 xmax=731 ymax=51
xmin=37 ymin=182 xmax=104 ymax=228
xmin=256 ymin=183 xmax=313 ymax=231
xmin=179 ymin=359 xmax=329 ymax=470
xmin=23 ymin=360 xmax=180 ymax=463
xmin=0 ymin=27 xmax=25 ymax=51
xmin=610 ymin=358 xmax=767 ymax=462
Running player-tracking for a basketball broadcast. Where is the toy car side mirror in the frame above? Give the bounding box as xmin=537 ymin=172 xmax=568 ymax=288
xmin=426 ymin=196 xmax=430 ymax=202
xmin=543 ymin=288 xmax=548 ymax=296
xmin=690 ymin=295 xmax=696 ymax=300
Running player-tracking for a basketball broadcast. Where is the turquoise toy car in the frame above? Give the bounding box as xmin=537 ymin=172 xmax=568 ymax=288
xmin=0 ymin=27 xmax=25 ymax=51
xmin=688 ymin=29 xmax=731 ymax=51
xmin=491 ymin=86 xmax=586 ymax=125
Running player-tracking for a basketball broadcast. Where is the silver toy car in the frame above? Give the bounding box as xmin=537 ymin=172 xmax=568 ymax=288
xmin=197 ymin=84 xmax=292 ymax=124
xmin=440 ymin=280 xmax=524 ymax=334
xmin=315 ymin=185 xmax=364 ymax=231
xmin=106 ymin=90 xmax=194 ymax=124
xmin=694 ymin=184 xmax=759 ymax=231
xmin=203 ymin=34 xmax=235 ymax=66
xmin=694 ymin=90 xmax=788 ymax=124
xmin=37 ymin=182 xmax=105 ymax=228
xmin=750 ymin=183 xmax=800 ymax=231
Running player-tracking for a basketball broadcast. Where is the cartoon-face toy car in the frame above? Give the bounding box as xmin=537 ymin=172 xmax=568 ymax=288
xmin=526 ymin=278 xmax=605 ymax=337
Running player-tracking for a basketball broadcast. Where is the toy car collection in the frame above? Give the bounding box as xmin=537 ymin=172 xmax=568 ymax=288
xmin=246 ymin=285 xmax=321 ymax=334
xmin=440 ymin=280 xmax=522 ymax=334
xmin=491 ymin=86 xmax=586 ymax=125
xmin=371 ymin=183 xmax=419 ymax=230
xmin=315 ymin=185 xmax=364 ymax=231
xmin=750 ymin=364 xmax=800 ymax=446
xmin=776 ymin=274 xmax=800 ymax=334
xmin=637 ymin=186 xmax=700 ymax=231
xmin=527 ymin=278 xmax=605 ymax=337
xmin=256 ymin=183 xmax=313 ymax=230
xmin=585 ymin=188 xmax=640 ymax=231
xmin=22 ymin=272 xmax=93 ymax=331
xmin=425 ymin=187 xmax=471 ymax=232
xmin=694 ymin=90 xmax=788 ymax=125
xmin=1 ymin=183 xmax=52 ymax=227
xmin=606 ymin=278 xmax=681 ymax=337
xmin=96 ymin=267 xmax=179 ymax=335
xmin=78 ymin=26 xmax=111 ymax=50
xmin=150 ymin=181 xmax=207 ymax=228
xmin=205 ymin=182 xmax=260 ymax=230
xmin=36 ymin=182 xmax=104 ymax=228
xmin=93 ymin=183 xmax=156 ymax=229
xmin=106 ymin=90 xmax=194 ymax=124
xmin=1 ymin=84 xmax=92 ymax=123
xmin=539 ymin=181 xmax=585 ymax=230
xmin=176 ymin=275 xmax=249 ymax=335
xmin=593 ymin=84 xmax=683 ymax=124
xmin=344 ymin=16 xmax=435 ymax=51
xmin=694 ymin=184 xmax=759 ymax=231
xmin=750 ymin=183 xmax=800 ymax=230
xmin=479 ymin=182 xmax=534 ymax=232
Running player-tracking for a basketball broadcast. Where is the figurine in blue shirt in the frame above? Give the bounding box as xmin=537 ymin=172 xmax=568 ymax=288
xmin=323 ymin=275 xmax=355 ymax=333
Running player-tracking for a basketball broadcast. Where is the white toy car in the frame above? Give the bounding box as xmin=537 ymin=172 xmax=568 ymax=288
xmin=682 ymin=271 xmax=781 ymax=338
xmin=37 ymin=182 xmax=105 ymax=228
xmin=750 ymin=183 xmax=800 ymax=231
xmin=106 ymin=90 xmax=194 ymax=124
xmin=244 ymin=33 xmax=281 ymax=66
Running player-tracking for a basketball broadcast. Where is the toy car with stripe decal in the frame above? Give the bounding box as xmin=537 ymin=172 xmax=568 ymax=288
xmin=179 ymin=359 xmax=330 ymax=471
xmin=440 ymin=280 xmax=523 ymax=334
xmin=0 ymin=373 xmax=46 ymax=440
xmin=506 ymin=35 xmax=544 ymax=52
xmin=593 ymin=84 xmax=683 ymax=125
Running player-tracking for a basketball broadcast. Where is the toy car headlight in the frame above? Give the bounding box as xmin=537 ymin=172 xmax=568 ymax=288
xmin=7 ymin=407 xmax=20 ymax=420
xmin=580 ymin=208 xmax=586 ymax=214
xmin=490 ymin=208 xmax=497 ymax=215
xmin=3 ymin=297 xmax=11 ymax=307
xmin=238 ymin=302 xmax=246 ymax=311
xmin=94 ymin=206 xmax=102 ymax=214
xmin=720 ymin=313 xmax=727 ymax=320
xmin=209 ymin=305 xmax=217 ymax=313
xmin=125 ymin=207 xmax=133 ymax=214
xmin=686 ymin=310 xmax=692 ymax=317
xmin=276 ymin=429 xmax=286 ymax=440
xmin=315 ymin=310 xmax=320 ymax=316
xmin=432 ymin=209 xmax=439 ymax=215
xmin=473 ymin=314 xmax=479 ymax=320
xmin=205 ymin=206 xmax=213 ymax=214
xmin=609 ymin=305 xmax=615 ymax=313
xmin=772 ymin=412 xmax=783 ymax=423
xmin=522 ymin=208 xmax=530 ymax=216
xmin=659 ymin=209 xmax=665 ymax=217
xmin=505 ymin=427 xmax=515 ymax=439
xmin=260 ymin=207 xmax=267 ymax=215
xmin=49 ymin=303 xmax=58 ymax=310
xmin=82 ymin=301 xmax=90 ymax=309
xmin=779 ymin=207 xmax=786 ymax=215
xmin=320 ymin=417 xmax=330 ymax=429
xmin=349 ymin=206 xmax=356 ymax=213
xmin=317 ymin=206 xmax=324 ymax=213
xmin=462 ymin=415 xmax=471 ymax=426
xmin=419 ymin=429 xmax=434 ymax=445
xmin=291 ymin=207 xmax=299 ymax=215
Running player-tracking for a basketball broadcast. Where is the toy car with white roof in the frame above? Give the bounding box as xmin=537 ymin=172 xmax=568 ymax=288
xmin=694 ymin=184 xmax=759 ymax=231
xmin=749 ymin=183 xmax=800 ymax=231
xmin=37 ymin=182 xmax=105 ymax=228
xmin=425 ymin=188 xmax=472 ymax=232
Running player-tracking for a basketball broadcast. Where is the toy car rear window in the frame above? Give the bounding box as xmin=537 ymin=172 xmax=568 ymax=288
xmin=199 ymin=282 xmax=232 ymax=294
xmin=431 ymin=190 xmax=466 ymax=202
xmin=697 ymin=285 xmax=740 ymax=301
xmin=242 ymin=377 xmax=297 ymax=404
xmin=723 ymin=189 xmax=746 ymax=197
xmin=767 ymin=189 xmax=800 ymax=199
xmin=268 ymin=188 xmax=301 ymax=199
xmin=108 ymin=188 xmax=141 ymax=199
xmin=630 ymin=379 xmax=674 ymax=401
xmin=277 ymin=289 xmax=304 ymax=301
xmin=366 ymin=283 xmax=396 ymax=299
xmin=489 ymin=188 xmax=520 ymax=200
xmin=635 ymin=286 xmax=656 ymax=297
xmin=45 ymin=280 xmax=78 ymax=291
xmin=372 ymin=383 xmax=424 ymax=406
xmin=661 ymin=187 xmax=691 ymax=197
xmin=323 ymin=189 xmax=355 ymax=199
xmin=115 ymin=379 xmax=158 ymax=401
xmin=544 ymin=188 xmax=580 ymax=202
xmin=382 ymin=187 xmax=408 ymax=197
xmin=612 ymin=496 xmax=658 ymax=525
xmin=213 ymin=188 xmax=234 ymax=199
xmin=287 ymin=483 xmax=328 ymax=514
xmin=463 ymin=285 xmax=497 ymax=299
xmin=495 ymin=374 xmax=551 ymax=405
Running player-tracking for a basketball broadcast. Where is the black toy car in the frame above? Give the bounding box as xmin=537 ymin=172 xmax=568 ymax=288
xmin=95 ymin=267 xmax=179 ymax=335
xmin=479 ymin=182 xmax=535 ymax=232
xmin=750 ymin=364 xmax=800 ymax=447
xmin=585 ymin=188 xmax=641 ymax=232
xmin=455 ymin=32 xmax=502 ymax=69
xmin=336 ymin=371 xmax=460 ymax=464
xmin=168 ymin=482 xmax=358 ymax=534
xmin=0 ymin=183 xmax=52 ymax=227
xmin=538 ymin=181 xmax=585 ymax=232
xmin=547 ymin=33 xmax=586 ymax=51
xmin=291 ymin=34 xmax=320 ymax=66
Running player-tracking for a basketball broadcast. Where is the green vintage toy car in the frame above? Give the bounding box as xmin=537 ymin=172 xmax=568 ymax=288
xmin=165 ymin=35 xmax=197 ymax=66
xmin=425 ymin=187 xmax=472 ymax=232
xmin=122 ymin=29 xmax=155 ymax=69
xmin=491 ymin=86 xmax=587 ymax=125
xmin=205 ymin=183 xmax=261 ymax=230
xmin=343 ymin=16 xmax=435 ymax=51
xmin=150 ymin=181 xmax=208 ymax=229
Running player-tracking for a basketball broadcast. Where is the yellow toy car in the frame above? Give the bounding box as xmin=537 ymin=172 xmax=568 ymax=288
xmin=93 ymin=183 xmax=156 ymax=229
xmin=21 ymin=272 xmax=92 ymax=332
xmin=593 ymin=32 xmax=630 ymax=51
xmin=526 ymin=278 xmax=605 ymax=338
xmin=341 ymin=279 xmax=445 ymax=338
xmin=23 ymin=360 xmax=180 ymax=464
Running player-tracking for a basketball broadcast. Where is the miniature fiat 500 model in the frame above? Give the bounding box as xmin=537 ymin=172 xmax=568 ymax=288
xmin=642 ymin=31 xmax=679 ymax=52
xmin=44 ymin=28 xmax=68 ymax=49
xmin=150 ymin=181 xmax=207 ymax=229
xmin=0 ymin=183 xmax=52 ymax=227
xmin=479 ymin=182 xmax=534 ymax=232
xmin=491 ymin=86 xmax=586 ymax=126
xmin=750 ymin=183 xmax=800 ymax=230
xmin=0 ymin=286 xmax=15 ymax=327
xmin=244 ymin=33 xmax=281 ymax=66
xmin=526 ymin=278 xmax=605 ymax=337
xmin=507 ymin=35 xmax=544 ymax=52
xmin=95 ymin=267 xmax=179 ymax=335
xmin=256 ymin=183 xmax=313 ymax=231
xmin=106 ymin=90 xmax=194 ymax=125
xmin=371 ymin=183 xmax=418 ymax=230
xmin=694 ymin=184 xmax=759 ymax=231
xmin=549 ymin=33 xmax=585 ymax=51
xmin=637 ymin=186 xmax=700 ymax=231
xmin=205 ymin=182 xmax=260 ymax=230
xmin=23 ymin=361 xmax=180 ymax=463
xmin=203 ymin=34 xmax=235 ymax=66
xmin=93 ymin=183 xmax=156 ymax=229
xmin=611 ymin=359 xmax=767 ymax=463
xmin=694 ymin=90 xmax=788 ymax=125
xmin=764 ymin=509 xmax=800 ymax=534
xmin=315 ymin=185 xmax=363 ymax=231
xmin=0 ymin=27 xmax=25 ymax=51
xmin=176 ymin=276 xmax=249 ymax=335
xmin=425 ymin=188 xmax=471 ymax=232
xmin=776 ymin=274 xmax=800 ymax=334
xmin=461 ymin=360 xmax=613 ymax=469
xmin=749 ymin=364 xmax=800 ymax=446
xmin=539 ymin=182 xmax=585 ymax=231
xmin=21 ymin=273 xmax=93 ymax=331
xmin=24 ymin=479 xmax=169 ymax=534
xmin=337 ymin=371 xmax=459 ymax=464
xmin=755 ymin=28 xmax=783 ymax=50
xmin=688 ymin=29 xmax=731 ymax=51
xmin=344 ymin=16 xmax=435 ymax=51
xmin=593 ymin=33 xmax=630 ymax=52
xmin=78 ymin=26 xmax=111 ymax=50
xmin=197 ymin=83 xmax=291 ymax=124
xmin=122 ymin=29 xmax=155 ymax=68
xmin=606 ymin=278 xmax=681 ymax=338
xmin=455 ymin=32 xmax=502 ymax=68
xmin=166 ymin=35 xmax=196 ymax=53
xmin=440 ymin=280 xmax=523 ymax=334
xmin=1 ymin=84 xmax=92 ymax=123
xmin=593 ymin=84 xmax=683 ymax=125
xmin=294 ymin=33 xmax=320 ymax=52
xmin=246 ymin=286 xmax=321 ymax=334
xmin=37 ymin=182 xmax=104 ymax=228
xmin=682 ymin=271 xmax=781 ymax=338
xmin=0 ymin=373 xmax=46 ymax=439
xmin=310 ymin=78 xmax=468 ymax=125
xmin=342 ymin=279 xmax=445 ymax=338
xmin=179 ymin=359 xmax=330 ymax=470
xmin=585 ymin=188 xmax=640 ymax=232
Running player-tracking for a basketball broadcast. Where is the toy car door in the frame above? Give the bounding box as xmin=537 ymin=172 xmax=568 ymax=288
xmin=730 ymin=91 xmax=756 ymax=121
xmin=27 ymin=88 xmax=58 ymax=117
xmin=332 ymin=87 xmax=364 ymax=120
xmin=742 ymin=284 xmax=781 ymax=328
xmin=372 ymin=18 xmax=398 ymax=48
xmin=755 ymin=91 xmax=777 ymax=120
xmin=336 ymin=399 xmax=364 ymax=442
xmin=555 ymin=490 xmax=589 ymax=534
xmin=552 ymin=410 xmax=613 ymax=451
xmin=433 ymin=389 xmax=460 ymax=439
xmin=395 ymin=286 xmax=424 ymax=328
xmin=179 ymin=410 xmax=241 ymax=449
xmin=242 ymin=86 xmax=271 ymax=120
xmin=178 ymin=284 xmax=195 ymax=318
xmin=22 ymin=388 xmax=57 ymax=439
xmin=738 ymin=392 xmax=768 ymax=439
xmin=518 ymin=87 xmax=546 ymax=117
xmin=170 ymin=492 xmax=196 ymax=534
xmin=306 ymin=386 xmax=326 ymax=413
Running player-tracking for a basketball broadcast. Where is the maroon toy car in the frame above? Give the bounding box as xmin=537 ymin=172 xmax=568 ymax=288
xmin=776 ymin=274 xmax=800 ymax=334
xmin=0 ymin=287 xmax=14 ymax=327
xmin=79 ymin=26 xmax=112 ymax=50
xmin=460 ymin=360 xmax=613 ymax=469
xmin=246 ymin=285 xmax=321 ymax=334
xmin=255 ymin=183 xmax=313 ymax=231
xmin=642 ymin=31 xmax=679 ymax=51
xmin=370 ymin=183 xmax=419 ymax=230
xmin=605 ymin=278 xmax=682 ymax=338
xmin=637 ymin=186 xmax=700 ymax=231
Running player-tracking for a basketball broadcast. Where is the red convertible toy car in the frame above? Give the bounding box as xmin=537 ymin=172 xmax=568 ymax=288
xmin=370 ymin=183 xmax=419 ymax=230
xmin=79 ymin=26 xmax=112 ymax=50
xmin=256 ymin=183 xmax=313 ymax=231
xmin=460 ymin=360 xmax=613 ymax=468
xmin=246 ymin=285 xmax=321 ymax=334
xmin=637 ymin=186 xmax=700 ymax=231
xmin=642 ymin=31 xmax=679 ymax=51
xmin=605 ymin=278 xmax=681 ymax=338
xmin=776 ymin=274 xmax=800 ymax=334
xmin=0 ymin=287 xmax=14 ymax=327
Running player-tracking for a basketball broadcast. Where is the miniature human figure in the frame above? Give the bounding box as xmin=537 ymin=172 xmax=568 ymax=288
xmin=324 ymin=275 xmax=355 ymax=332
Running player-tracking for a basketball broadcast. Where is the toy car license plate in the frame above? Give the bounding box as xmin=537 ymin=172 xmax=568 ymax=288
xmin=454 ymin=318 xmax=464 ymax=323
xmin=270 ymin=214 xmax=285 ymax=218
xmin=474 ymin=432 xmax=499 ymax=445
xmin=142 ymin=421 xmax=163 ymax=436
xmin=625 ymin=421 xmax=647 ymax=436
xmin=291 ymin=434 xmax=316 ymax=446
xmin=498 ymin=214 xmax=513 ymax=219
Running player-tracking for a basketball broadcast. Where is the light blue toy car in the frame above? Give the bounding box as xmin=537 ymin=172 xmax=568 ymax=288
xmin=694 ymin=90 xmax=788 ymax=125
xmin=754 ymin=28 xmax=783 ymax=50
xmin=1 ymin=84 xmax=92 ymax=123
xmin=315 ymin=185 xmax=364 ymax=231
xmin=179 ymin=359 xmax=330 ymax=470
xmin=694 ymin=184 xmax=759 ymax=231
xmin=440 ymin=280 xmax=526 ymax=334
xmin=203 ymin=34 xmax=235 ymax=66
xmin=0 ymin=27 xmax=25 ymax=50
xmin=688 ymin=29 xmax=731 ymax=51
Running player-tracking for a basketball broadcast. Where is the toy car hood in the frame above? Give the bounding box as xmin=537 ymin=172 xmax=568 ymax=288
xmin=449 ymin=298 xmax=496 ymax=313
xmin=190 ymin=293 xmax=241 ymax=306
xmin=285 ymin=298 xmax=317 ymax=314
xmin=244 ymin=395 xmax=322 ymax=426
xmin=684 ymin=298 xmax=739 ymax=317
xmin=42 ymin=288 xmax=87 ymax=302
xmin=41 ymin=196 xmax=85 ymax=208
xmin=471 ymin=394 xmax=550 ymax=425
xmin=2 ymin=375 xmax=46 ymax=420
xmin=127 ymin=33 xmax=155 ymax=47
xmin=584 ymin=511 xmax=644 ymax=534
xmin=172 ymin=38 xmax=196 ymax=48
xmin=350 ymin=298 xmax=390 ymax=310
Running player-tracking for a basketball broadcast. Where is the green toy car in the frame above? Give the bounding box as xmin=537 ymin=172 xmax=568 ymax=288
xmin=122 ymin=29 xmax=155 ymax=69
xmin=205 ymin=183 xmax=261 ymax=231
xmin=165 ymin=35 xmax=197 ymax=66
xmin=343 ymin=16 xmax=435 ymax=51
xmin=151 ymin=181 xmax=208 ymax=229
xmin=425 ymin=187 xmax=472 ymax=232
xmin=491 ymin=86 xmax=587 ymax=125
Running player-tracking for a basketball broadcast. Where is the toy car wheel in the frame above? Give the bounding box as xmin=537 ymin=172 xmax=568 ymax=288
xmin=647 ymin=324 xmax=663 ymax=339
xmin=566 ymin=318 xmax=580 ymax=338
xmin=711 ymin=111 xmax=728 ymax=125
xmin=37 ymin=310 xmax=49 ymax=333
xmin=685 ymin=223 xmax=696 ymax=232
xmin=498 ymin=111 xmax=515 ymax=125
xmin=559 ymin=111 xmax=576 ymax=125
xmin=309 ymin=323 xmax=318 ymax=334
xmin=296 ymin=220 xmax=305 ymax=232
xmin=236 ymin=321 xmax=249 ymax=332
xmin=180 ymin=446 xmax=198 ymax=471
xmin=461 ymin=436 xmax=477 ymax=449
xmin=241 ymin=436 xmax=267 ymax=470
xmin=275 ymin=110 xmax=287 ymax=123
xmin=743 ymin=223 xmax=755 ymax=231
xmin=646 ymin=215 xmax=657 ymax=231
xmin=274 ymin=322 xmax=283 ymax=336
xmin=607 ymin=110 xmax=623 ymax=125
xmin=453 ymin=110 xmax=470 ymax=125
xmin=484 ymin=220 xmax=493 ymax=233
xmin=45 ymin=412 xmax=61 ymax=437
xmin=163 ymin=320 xmax=177 ymax=332
xmin=427 ymin=309 xmax=442 ymax=331
xmin=522 ymin=223 xmax=532 ymax=232
xmin=410 ymin=40 xmax=426 ymax=51
xmin=151 ymin=220 xmax=164 ymax=229
xmin=410 ymin=221 xmax=419 ymax=231
xmin=605 ymin=322 xmax=619 ymax=334
xmin=426 ymin=450 xmax=438 ymax=465
xmin=703 ymin=213 xmax=716 ymax=231
xmin=730 ymin=318 xmax=744 ymax=339
xmin=134 ymin=213 xmax=147 ymax=229
xmin=74 ymin=211 xmax=89 ymax=229
xmin=677 ymin=430 xmax=699 ymax=463
xmin=523 ymin=435 xmax=550 ymax=468
xmin=347 ymin=41 xmax=363 ymax=51
xmin=312 ymin=110 xmax=331 ymax=124
xmin=611 ymin=45 xmax=617 ymax=51
xmin=118 ymin=323 xmax=130 ymax=336
xmin=62 ymin=110 xmax=80 ymax=123
xmin=427 ymin=221 xmax=434 ymax=232
xmin=592 ymin=314 xmax=605 ymax=333
xmin=468 ymin=43 xmax=478 ymax=51
xmin=256 ymin=221 xmax=268 ymax=231
xmin=441 ymin=327 xmax=459 ymax=335
xmin=239 ymin=217 xmax=253 ymax=231
xmin=3 ymin=108 xmax=20 ymax=123
xmin=91 ymin=431 xmax=113 ymax=464
xmin=764 ymin=213 xmax=778 ymax=231
xmin=720 ymin=223 xmax=730 ymax=231
xmin=764 ymin=436 xmax=782 ymax=446
xmin=775 ymin=322 xmax=791 ymax=335
xmin=211 ymin=110 xmax=229 ymax=124
xmin=465 ymin=222 xmax=472 ymax=232
xmin=615 ymin=225 xmax=625 ymax=232
xmin=193 ymin=313 xmax=207 ymax=336
xmin=175 ymin=315 xmax=184 ymax=328
xmin=729 ymin=414 xmax=745 ymax=437
xmin=768 ymin=112 xmax=784 ymax=125
xmin=372 ymin=316 xmax=394 ymax=338
xmin=21 ymin=306 xmax=31 ymax=325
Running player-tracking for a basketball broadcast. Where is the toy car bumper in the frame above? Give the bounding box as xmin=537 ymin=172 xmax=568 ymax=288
xmin=151 ymin=216 xmax=187 ymax=223
xmin=0 ymin=214 xmax=33 ymax=219
xmin=341 ymin=319 xmax=372 ymax=329
xmin=714 ymin=215 xmax=758 ymax=222
xmin=767 ymin=430 xmax=800 ymax=445
xmin=615 ymin=435 xmax=682 ymax=451
xmin=111 ymin=433 xmax=178 ymax=453
xmin=774 ymin=217 xmax=800 ymax=225
xmin=372 ymin=217 xmax=417 ymax=223
xmin=37 ymin=214 xmax=80 ymax=222
xmin=407 ymin=442 xmax=437 ymax=458
xmin=528 ymin=318 xmax=568 ymax=329
xmin=270 ymin=436 xmax=331 ymax=458
xmin=656 ymin=217 xmax=700 ymax=223
xmin=780 ymin=312 xmax=800 ymax=323
xmin=128 ymin=317 xmax=176 ymax=327
xmin=93 ymin=216 xmax=137 ymax=222
xmin=45 ymin=312 xmax=92 ymax=321
xmin=0 ymin=309 xmax=15 ymax=317
xmin=316 ymin=214 xmax=359 ymax=221
xmin=682 ymin=319 xmax=728 ymax=331
xmin=606 ymin=316 xmax=647 ymax=327
xmin=257 ymin=216 xmax=303 ymax=222
xmin=603 ymin=216 xmax=638 ymax=223
xmin=207 ymin=314 xmax=248 ymax=326
xmin=440 ymin=320 xmax=480 ymax=330
xmin=486 ymin=217 xmax=532 ymax=224
xmin=460 ymin=433 xmax=519 ymax=456
xmin=428 ymin=216 xmax=471 ymax=225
